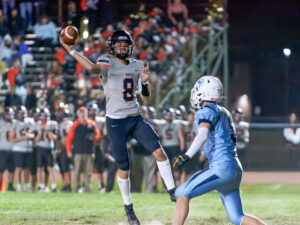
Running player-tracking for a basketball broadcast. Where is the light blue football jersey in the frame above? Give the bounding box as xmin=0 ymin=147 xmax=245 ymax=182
xmin=195 ymin=103 xmax=238 ymax=165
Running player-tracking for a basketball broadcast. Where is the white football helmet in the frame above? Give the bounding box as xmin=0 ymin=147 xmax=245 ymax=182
xmin=190 ymin=75 xmax=223 ymax=109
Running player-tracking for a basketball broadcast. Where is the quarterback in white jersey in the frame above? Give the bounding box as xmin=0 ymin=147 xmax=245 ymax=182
xmin=60 ymin=29 xmax=176 ymax=225
xmin=35 ymin=108 xmax=58 ymax=192
xmin=9 ymin=106 xmax=35 ymax=192
xmin=0 ymin=107 xmax=16 ymax=191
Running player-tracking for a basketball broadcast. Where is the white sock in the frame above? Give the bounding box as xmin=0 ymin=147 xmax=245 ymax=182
xmin=51 ymin=183 xmax=57 ymax=190
xmin=98 ymin=182 xmax=102 ymax=189
xmin=39 ymin=183 xmax=45 ymax=189
xmin=157 ymin=160 xmax=175 ymax=190
xmin=17 ymin=183 xmax=22 ymax=190
xmin=24 ymin=183 xmax=29 ymax=189
xmin=117 ymin=176 xmax=132 ymax=205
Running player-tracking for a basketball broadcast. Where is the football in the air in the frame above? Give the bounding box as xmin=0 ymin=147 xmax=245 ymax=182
xmin=61 ymin=26 xmax=78 ymax=45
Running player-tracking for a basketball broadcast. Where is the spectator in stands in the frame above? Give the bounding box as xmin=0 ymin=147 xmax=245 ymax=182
xmin=148 ymin=6 xmax=164 ymax=25
xmin=19 ymin=0 xmax=33 ymax=30
xmin=283 ymin=112 xmax=300 ymax=168
xmin=66 ymin=107 xmax=101 ymax=192
xmin=101 ymin=24 xmax=114 ymax=39
xmin=4 ymin=86 xmax=22 ymax=107
xmin=63 ymin=1 xmax=80 ymax=28
xmin=34 ymin=14 xmax=57 ymax=47
xmin=80 ymin=0 xmax=99 ymax=34
xmin=132 ymin=20 xmax=149 ymax=40
xmin=6 ymin=57 xmax=22 ymax=88
xmin=1 ymin=0 xmax=16 ymax=26
xmin=167 ymin=0 xmax=188 ymax=26
xmin=25 ymin=85 xmax=37 ymax=110
xmin=0 ymin=9 xmax=9 ymax=40
xmin=0 ymin=34 xmax=13 ymax=66
xmin=157 ymin=46 xmax=167 ymax=64
xmin=12 ymin=35 xmax=32 ymax=66
xmin=34 ymin=0 xmax=48 ymax=24
xmin=139 ymin=45 xmax=154 ymax=61
xmin=9 ymin=8 xmax=23 ymax=36
xmin=100 ymin=0 xmax=115 ymax=28
xmin=129 ymin=2 xmax=148 ymax=28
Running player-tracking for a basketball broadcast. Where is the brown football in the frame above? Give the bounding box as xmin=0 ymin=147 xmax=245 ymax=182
xmin=61 ymin=26 xmax=78 ymax=45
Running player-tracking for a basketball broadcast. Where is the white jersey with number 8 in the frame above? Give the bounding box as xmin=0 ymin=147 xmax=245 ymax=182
xmin=97 ymin=54 xmax=144 ymax=119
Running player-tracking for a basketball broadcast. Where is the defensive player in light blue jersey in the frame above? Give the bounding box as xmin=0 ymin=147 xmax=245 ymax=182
xmin=172 ymin=76 xmax=266 ymax=225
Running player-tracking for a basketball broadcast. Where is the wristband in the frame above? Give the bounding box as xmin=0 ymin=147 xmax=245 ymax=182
xmin=141 ymin=83 xmax=150 ymax=96
xmin=69 ymin=49 xmax=76 ymax=56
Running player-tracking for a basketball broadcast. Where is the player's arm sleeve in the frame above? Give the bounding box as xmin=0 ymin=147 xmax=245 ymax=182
xmin=66 ymin=122 xmax=77 ymax=153
xmin=185 ymin=126 xmax=209 ymax=159
xmin=96 ymin=55 xmax=110 ymax=78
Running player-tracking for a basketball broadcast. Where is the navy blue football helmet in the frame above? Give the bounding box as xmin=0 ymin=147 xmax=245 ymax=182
xmin=108 ymin=30 xmax=134 ymax=59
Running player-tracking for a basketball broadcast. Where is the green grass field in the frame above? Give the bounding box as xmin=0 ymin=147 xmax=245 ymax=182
xmin=0 ymin=183 xmax=300 ymax=225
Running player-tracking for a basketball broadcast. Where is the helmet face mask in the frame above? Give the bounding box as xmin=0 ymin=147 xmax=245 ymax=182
xmin=3 ymin=107 xmax=14 ymax=122
xmin=109 ymin=30 xmax=134 ymax=59
xmin=163 ymin=108 xmax=175 ymax=122
xmin=190 ymin=76 xmax=223 ymax=109
xmin=39 ymin=108 xmax=50 ymax=124
xmin=87 ymin=103 xmax=99 ymax=118
xmin=16 ymin=106 xmax=27 ymax=120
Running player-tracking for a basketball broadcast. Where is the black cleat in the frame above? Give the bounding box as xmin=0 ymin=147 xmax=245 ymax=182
xmin=8 ymin=186 xmax=16 ymax=192
xmin=168 ymin=188 xmax=177 ymax=202
xmin=124 ymin=204 xmax=140 ymax=225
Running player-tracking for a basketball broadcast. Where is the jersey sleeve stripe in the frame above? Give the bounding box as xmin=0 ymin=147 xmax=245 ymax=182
xmin=98 ymin=63 xmax=110 ymax=68
xmin=198 ymin=119 xmax=212 ymax=127
xmin=98 ymin=59 xmax=109 ymax=63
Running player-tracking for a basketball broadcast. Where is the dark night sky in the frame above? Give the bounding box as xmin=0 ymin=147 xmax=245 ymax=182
xmin=228 ymin=0 xmax=300 ymax=116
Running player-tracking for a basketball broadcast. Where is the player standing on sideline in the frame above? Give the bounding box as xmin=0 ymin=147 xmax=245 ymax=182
xmin=158 ymin=108 xmax=185 ymax=187
xmin=60 ymin=29 xmax=176 ymax=225
xmin=182 ymin=110 xmax=200 ymax=181
xmin=172 ymin=76 xmax=266 ymax=225
xmin=35 ymin=108 xmax=58 ymax=192
xmin=0 ymin=107 xmax=16 ymax=191
xmin=232 ymin=108 xmax=250 ymax=168
xmin=56 ymin=107 xmax=73 ymax=192
xmin=87 ymin=103 xmax=106 ymax=193
xmin=9 ymin=106 xmax=35 ymax=192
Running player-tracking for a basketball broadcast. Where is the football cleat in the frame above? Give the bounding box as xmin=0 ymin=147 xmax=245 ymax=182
xmin=124 ymin=204 xmax=140 ymax=225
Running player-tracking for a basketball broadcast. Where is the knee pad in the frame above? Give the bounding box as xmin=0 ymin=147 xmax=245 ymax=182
xmin=117 ymin=159 xmax=130 ymax=171
xmin=175 ymin=185 xmax=189 ymax=198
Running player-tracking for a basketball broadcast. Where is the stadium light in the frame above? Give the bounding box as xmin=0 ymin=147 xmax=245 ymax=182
xmin=83 ymin=31 xmax=89 ymax=39
xmin=217 ymin=7 xmax=224 ymax=12
xmin=83 ymin=18 xmax=89 ymax=25
xmin=283 ymin=48 xmax=291 ymax=57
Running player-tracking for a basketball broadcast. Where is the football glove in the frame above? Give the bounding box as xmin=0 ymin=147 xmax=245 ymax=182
xmin=172 ymin=154 xmax=190 ymax=169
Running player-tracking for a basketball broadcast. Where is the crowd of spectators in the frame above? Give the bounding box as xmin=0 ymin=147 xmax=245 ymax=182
xmin=0 ymin=0 xmax=221 ymax=117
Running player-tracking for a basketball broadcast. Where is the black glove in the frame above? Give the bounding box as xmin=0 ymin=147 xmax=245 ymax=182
xmin=172 ymin=154 xmax=190 ymax=169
